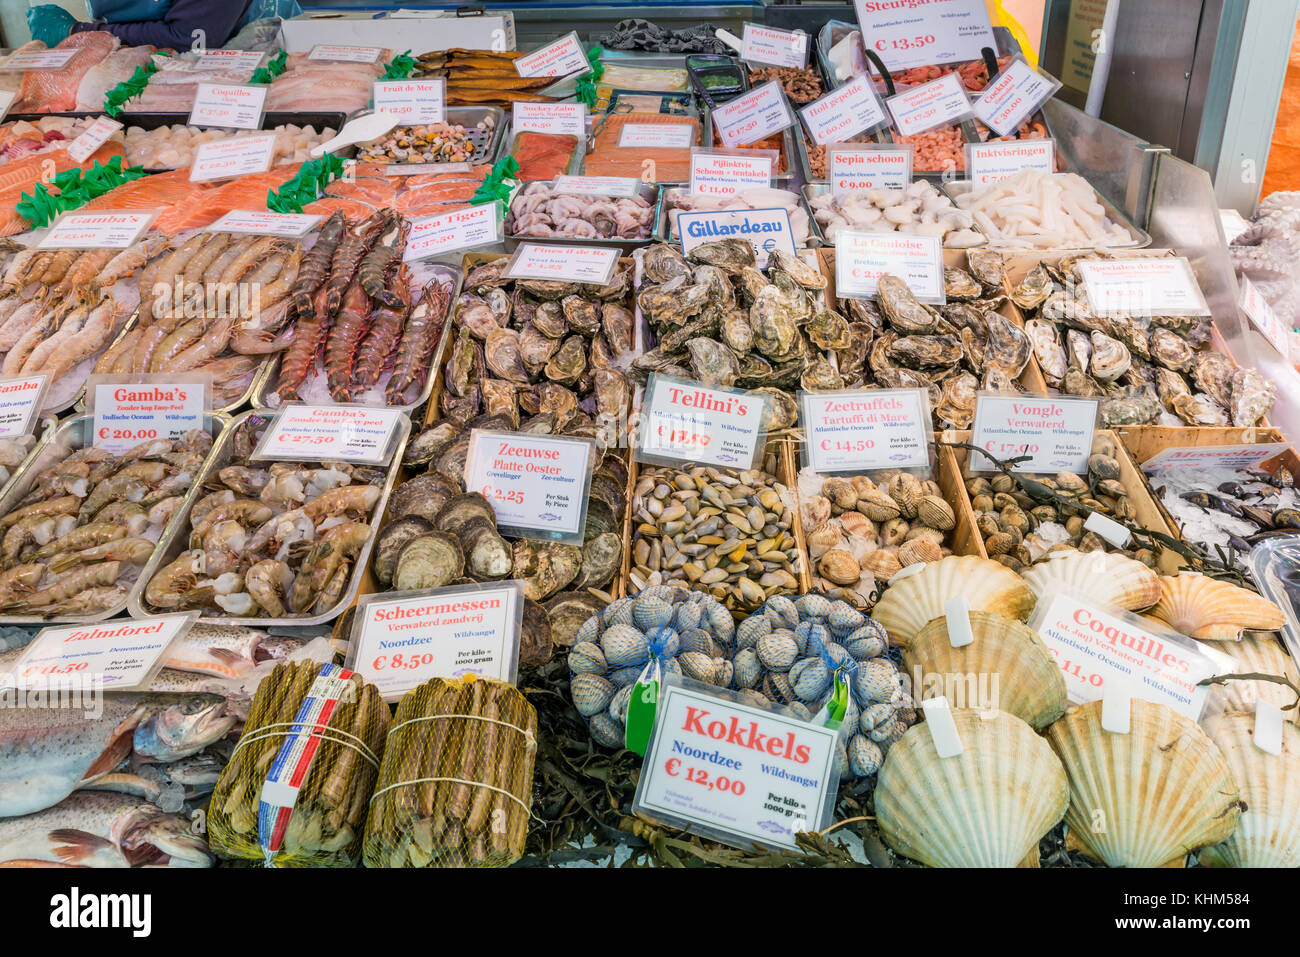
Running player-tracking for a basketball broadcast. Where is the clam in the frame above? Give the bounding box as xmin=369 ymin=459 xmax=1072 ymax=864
xmin=1146 ymin=574 xmax=1285 ymax=641
xmin=872 ymin=556 xmax=1036 ymax=645
xmin=1200 ymin=713 xmax=1300 ymax=867
xmin=1021 ymin=549 xmax=1161 ymax=611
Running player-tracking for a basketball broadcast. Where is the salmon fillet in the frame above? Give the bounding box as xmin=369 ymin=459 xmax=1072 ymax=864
xmin=301 ymin=197 xmax=378 ymax=221
xmin=81 ymin=167 xmax=208 ymax=212
xmin=152 ymin=164 xmax=303 ymax=234
xmin=14 ymin=32 xmax=119 ymax=113
xmin=399 ymin=166 xmax=490 ymax=189
xmin=325 ymin=177 xmax=397 ymax=206
xmin=0 ymin=141 xmax=126 ymax=236
xmin=585 ymin=113 xmax=698 ymax=183
xmin=393 ymin=182 xmax=482 ymax=210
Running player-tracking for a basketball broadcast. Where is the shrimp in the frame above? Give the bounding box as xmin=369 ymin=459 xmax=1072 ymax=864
xmin=325 ymin=212 xmax=388 ymax=314
xmin=0 ymin=289 xmax=51 ymax=352
xmin=198 ymin=520 xmax=247 ymax=576
xmin=100 ymin=237 xmax=170 ymax=288
xmin=91 ymin=502 xmax=151 ymax=536
xmin=387 ymin=279 xmax=450 ymax=403
xmin=275 ymin=281 xmax=331 ymax=402
xmin=148 ymin=315 xmax=207 ymax=373
xmin=41 ymin=296 xmax=117 ymax=382
xmin=352 ymin=266 xmax=411 ymax=389
xmin=48 ymin=537 xmax=154 ymax=573
xmin=147 ymin=495 xmax=186 ymax=528
xmin=291 ymin=211 xmax=345 ymax=314
xmin=288 ymin=521 xmax=370 ymax=612
xmin=144 ymin=551 xmax=211 ymax=609
xmin=1 ymin=515 xmax=57 ymax=566
xmin=52 ymin=248 xmax=117 ymax=299
xmin=245 ymin=559 xmax=292 ymax=617
xmin=230 ymin=307 xmax=294 ymax=355
xmin=150 ymin=232 xmax=210 ymax=319
xmin=202 ymin=235 xmax=255 ymax=285
xmin=0 ymin=563 xmax=42 ymax=600
xmin=17 ymin=460 xmax=91 ymax=506
xmin=313 ymin=563 xmax=350 ymax=614
xmin=94 ymin=325 xmax=143 ymax=375
xmin=40 ymin=585 xmax=129 ymax=617
xmin=247 ymin=508 xmax=315 ymax=561
xmin=218 ymin=466 xmax=270 ymax=497
xmin=78 ymin=475 xmax=151 ymax=523
xmin=324 ymin=276 xmax=372 ymax=402
xmin=301 ymin=484 xmax=381 ymax=524
xmin=188 ymin=499 xmax=272 ymax=548
xmin=256 ymin=245 xmax=302 ymax=310
xmin=191 ymin=489 xmax=236 ymax=525
xmin=4 ymin=561 xmax=122 ymax=611
xmin=0 ymin=495 xmax=78 ymax=531
xmin=358 ymin=215 xmax=408 ymax=307
xmin=159 ymin=314 xmax=235 ymax=373
xmin=32 ymin=523 xmax=127 ymax=560
xmin=220 ymin=236 xmax=285 ymax=286
xmin=179 ymin=232 xmax=230 ymax=290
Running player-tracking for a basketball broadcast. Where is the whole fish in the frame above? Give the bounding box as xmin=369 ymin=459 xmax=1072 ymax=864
xmin=161 ymin=624 xmax=303 ymax=680
xmin=0 ymin=791 xmax=211 ymax=867
xmin=88 ymin=747 xmax=229 ymax=807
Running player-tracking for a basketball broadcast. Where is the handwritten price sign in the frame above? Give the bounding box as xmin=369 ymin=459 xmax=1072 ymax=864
xmin=800 ymin=388 xmax=930 ymax=472
xmin=969 ymin=395 xmax=1099 ymax=474
xmin=90 ymin=379 xmax=207 ymax=453
xmin=853 ymin=0 xmax=995 ymax=71
xmin=13 ymin=614 xmax=197 ymax=690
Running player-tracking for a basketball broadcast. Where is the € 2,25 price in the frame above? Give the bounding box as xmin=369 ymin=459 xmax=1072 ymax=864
xmin=481 ymin=485 xmax=524 ymax=506
xmin=98 ymin=426 xmax=158 ymax=442
xmin=663 ymin=758 xmax=747 ymax=796
xmin=371 ymin=652 xmax=434 ymax=672
xmin=876 ymin=35 xmax=935 ymax=52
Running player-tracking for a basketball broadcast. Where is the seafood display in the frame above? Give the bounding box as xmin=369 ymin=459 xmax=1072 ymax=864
xmin=663 ymin=187 xmax=812 ymax=246
xmin=266 ymin=50 xmax=390 ymax=114
xmin=895 ymin=125 xmax=967 ymax=174
xmin=507 ymin=181 xmax=655 ymax=240
xmin=584 ymin=111 xmax=700 ymax=182
xmin=123 ymin=124 xmax=338 ymax=171
xmin=0 ymin=116 xmax=100 ymax=164
xmin=11 ymin=31 xmax=118 ymax=114
xmin=747 ymin=65 xmax=823 ymax=102
xmin=953 ymin=170 xmax=1133 ymax=249
xmin=416 ymin=49 xmax=565 ymax=107
xmin=123 ymin=52 xmax=261 ymax=113
xmin=510 ymin=132 xmax=579 ymax=181
xmin=1150 ymin=463 xmax=1300 ymax=566
xmin=356 ymin=120 xmax=489 ymax=165
xmin=807 ymin=179 xmax=983 ymax=245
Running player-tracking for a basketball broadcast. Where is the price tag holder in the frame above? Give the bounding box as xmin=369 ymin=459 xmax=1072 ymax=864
xmin=308 ymin=45 xmax=383 ymax=63
xmin=0 ymin=91 xmax=12 ymax=122
xmin=1141 ymin=442 xmax=1291 ymax=473
xmin=207 ymin=210 xmax=323 ymax=238
xmin=966 ymin=139 xmax=1055 ymax=186
xmin=190 ymin=133 xmax=277 ymax=183
xmin=799 ymin=75 xmax=890 ymax=146
xmin=374 ymin=78 xmax=446 ymax=125
xmin=677 ymin=207 xmax=795 ymax=269
xmin=382 ymin=162 xmax=471 ymax=177
xmin=637 ymin=373 xmax=770 ymax=470
xmin=552 ymin=175 xmax=639 ymax=198
xmin=67 ymin=117 xmax=123 ymax=164
xmin=740 ymin=23 xmax=809 ymax=68
xmin=195 ymin=49 xmax=266 ymax=71
xmin=828 ymin=145 xmax=912 ymax=194
xmin=462 ymin=430 xmax=596 ymax=545
xmin=1240 ymin=276 xmax=1292 ymax=358
xmin=252 ymin=403 xmax=407 ymax=466
xmin=86 ymin=373 xmax=211 ymax=454
xmin=799 ymin=388 xmax=932 ymax=473
xmin=1077 ymin=257 xmax=1211 ymax=318
xmin=617 ymin=123 xmax=696 ymax=149
xmin=688 ymin=147 xmax=776 ymax=198
xmin=38 ymin=210 xmax=157 ymax=249
xmin=513 ymin=102 xmax=586 ymax=137
xmin=502 ymin=242 xmax=620 ymax=286
xmin=515 ymin=31 xmax=591 ymax=79
xmin=3 ymin=49 xmax=78 ymax=70
xmin=712 ymin=80 xmax=795 ymax=148
xmin=347 ymin=582 xmax=525 ymax=701
xmin=1083 ymin=511 xmax=1132 ymax=549
xmin=0 ymin=374 xmax=48 ymax=439
xmin=971 ymin=56 xmax=1062 ymax=136
xmin=886 ymin=72 xmax=973 ymax=137
xmin=633 ymin=677 xmax=839 ymax=852
xmin=10 ymin=613 xmax=198 ymax=691
xmin=854 ymin=0 xmax=995 ymax=72
xmin=1028 ymin=592 xmax=1224 ymax=722
xmin=188 ymin=83 xmax=268 ymax=130
xmin=834 ymin=231 xmax=945 ymax=303
xmin=403 ymin=202 xmax=503 ymax=263
xmin=969 ymin=394 xmax=1099 ymax=474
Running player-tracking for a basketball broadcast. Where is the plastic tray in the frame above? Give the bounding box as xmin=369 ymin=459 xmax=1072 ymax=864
xmin=505 ymin=179 xmax=661 ymax=255
xmin=345 ymin=106 xmax=506 ymax=167
xmin=654 ymin=185 xmax=815 ymax=249
xmin=1250 ymin=536 xmax=1300 ymax=665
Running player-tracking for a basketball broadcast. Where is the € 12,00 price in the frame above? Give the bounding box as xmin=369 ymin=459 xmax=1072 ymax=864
xmin=662 ymin=757 xmax=747 ymax=796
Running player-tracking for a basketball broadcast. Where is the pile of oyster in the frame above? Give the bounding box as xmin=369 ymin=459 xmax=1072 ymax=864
xmin=1013 ymin=254 xmax=1275 ymax=427
xmin=833 ymin=252 xmax=1033 ymax=429
xmin=439 ymin=257 xmax=635 ymax=439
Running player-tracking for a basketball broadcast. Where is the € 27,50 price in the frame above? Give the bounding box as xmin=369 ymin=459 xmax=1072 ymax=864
xmin=98 ymin=426 xmax=158 ymax=442
xmin=663 ymin=758 xmax=747 ymax=796
xmin=371 ymin=652 xmax=434 ymax=672
xmin=481 ymin=485 xmax=524 ymax=506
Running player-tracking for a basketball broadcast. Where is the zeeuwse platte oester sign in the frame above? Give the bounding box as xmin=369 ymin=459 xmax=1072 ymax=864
xmin=799 ymin=388 xmax=932 ymax=473
xmin=968 ymin=393 xmax=1100 ymax=474
xmin=9 ymin=613 xmax=198 ymax=691
xmin=462 ymin=429 xmax=596 ymax=545
xmin=252 ymin=403 xmax=407 ymax=466
xmin=637 ymin=373 xmax=770 ymax=471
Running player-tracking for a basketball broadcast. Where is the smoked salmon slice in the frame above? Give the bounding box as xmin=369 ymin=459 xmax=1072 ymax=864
xmin=301 ymin=197 xmax=377 ymax=222
xmin=398 ymin=165 xmax=490 ymax=189
xmin=583 ymin=113 xmax=698 ymax=182
xmin=0 ymin=141 xmax=125 ymax=235
xmin=392 ymin=181 xmax=482 ymax=210
xmin=324 ymin=176 xmax=397 ymax=206
xmin=80 ymin=167 xmax=208 ymax=212
xmin=13 ymin=32 xmax=118 ymax=113
xmin=510 ymin=132 xmax=576 ymax=182
xmin=151 ymin=164 xmax=303 ymax=233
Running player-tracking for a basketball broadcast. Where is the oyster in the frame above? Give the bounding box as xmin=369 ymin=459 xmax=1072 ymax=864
xmin=1088 ymin=330 xmax=1130 ymax=382
xmin=720 ymin=308 xmax=755 ymax=354
xmin=878 ymin=275 xmax=940 ymax=334
xmin=1148 ymin=326 xmax=1194 ymax=372
xmin=485 ymin=286 xmax=512 ymax=325
xmin=1062 ymin=366 xmax=1104 ymax=397
xmin=561 ymin=294 xmax=602 ymax=336
xmin=638 ymin=280 xmax=711 ymax=324
xmin=687 ymin=238 xmax=755 ymax=274
xmin=456 ymin=293 xmax=500 ymax=340
xmin=769 ymin=248 xmax=827 ymax=289
xmin=518 ymin=322 xmax=560 ymax=369
xmin=1010 ymin=263 xmax=1054 ymax=310
xmin=1026 ymin=319 xmax=1067 ymax=385
xmin=693 ymin=264 xmax=734 ymax=307
xmin=751 ymin=286 xmax=798 ymax=358
xmin=959 ymin=327 xmax=984 ymax=373
xmin=983 ymin=314 xmax=1031 ymax=376
xmin=599 ymin=303 xmax=634 ymax=355
xmin=1100 ymin=390 xmax=1162 ymax=425
xmin=643 ymin=244 xmax=693 ymax=284
xmin=531 ymin=299 xmax=568 ymax=338
xmin=1108 ymin=315 xmax=1150 ymax=361
xmin=516 ymin=278 xmax=580 ymax=300
xmin=1231 ymin=368 xmax=1275 ymax=427
xmin=754 ymin=387 xmax=798 ymax=430
xmin=465 ymin=258 xmax=510 ymax=290
xmin=936 ymin=371 xmax=978 ymax=428
xmin=966 ymin=249 xmax=1007 ymax=294
xmin=800 ymin=357 xmax=843 ymax=391
xmin=444 ymin=329 xmax=478 ymax=397
xmin=481 ymin=379 xmax=520 ymax=427
xmin=484 ymin=327 xmax=529 ymax=383
xmin=594 ymin=368 xmax=631 ymax=422
xmin=888 ymin=334 xmax=963 ymax=368
xmin=1191 ymin=351 xmax=1235 ymax=409
xmin=1172 ymin=393 xmax=1229 ymax=426
xmin=544 ymin=335 xmax=587 ymax=386
xmin=1153 ymin=366 xmax=1191 ymax=411
xmin=805 ymin=309 xmax=853 ymax=351
xmin=686 ymin=337 xmax=740 ymax=387
xmin=943 ymin=265 xmax=983 ymax=301
xmin=513 ymin=540 xmax=582 ymax=601
xmin=845 ymin=296 xmax=885 ymax=330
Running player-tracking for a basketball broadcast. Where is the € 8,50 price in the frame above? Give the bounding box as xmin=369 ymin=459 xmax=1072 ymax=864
xmin=371 ymin=652 xmax=434 ymax=672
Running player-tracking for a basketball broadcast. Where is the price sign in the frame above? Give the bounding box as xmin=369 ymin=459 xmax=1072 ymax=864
xmin=1077 ymin=257 xmax=1211 ymax=317
xmin=854 ymin=0 xmax=995 ymax=72
xmin=1141 ymin=442 xmax=1292 ymax=473
xmin=207 ymin=210 xmax=323 ymax=238
xmin=834 ymin=231 xmax=945 ymax=303
xmin=253 ymin=404 xmax=406 ymax=465
xmin=740 ymin=23 xmax=809 ymax=68
xmin=969 ymin=394 xmax=1099 ymax=474
xmin=382 ymin=162 xmax=470 ymax=177
xmin=1240 ymin=276 xmax=1292 ymax=359
xmin=513 ymin=101 xmax=586 ymax=137
xmin=828 ymin=145 xmax=912 ymax=193
xmin=972 ymin=57 xmax=1060 ymax=136
xmin=799 ymin=75 xmax=889 ymax=146
xmin=190 ymin=134 xmax=276 ymax=183
xmin=195 ymin=49 xmax=266 ymax=71
xmin=67 ymin=117 xmax=123 ymax=164
xmin=308 ymin=45 xmax=383 ymax=63
xmin=633 ymin=680 xmax=839 ymax=852
xmin=38 ymin=210 xmax=156 ymax=249
xmin=89 ymin=379 xmax=207 ymax=454
xmin=188 ymin=83 xmax=268 ymax=130
xmin=515 ymin=31 xmax=590 ymax=79
xmin=967 ymin=139 xmax=1055 ymax=186
xmin=677 ymin=207 xmax=795 ymax=269
xmin=0 ymin=375 xmax=47 ymax=439
xmin=348 ymin=583 xmax=524 ymax=701
xmin=404 ymin=202 xmax=502 ymax=263
xmin=553 ymin=175 xmax=639 ymax=198
xmin=712 ymin=80 xmax=795 ymax=148
xmin=11 ymin=614 xmax=197 ymax=690
xmin=689 ymin=149 xmax=774 ymax=198
xmin=886 ymin=72 xmax=972 ymax=136
xmin=638 ymin=373 xmax=769 ymax=470
xmin=463 ymin=430 xmax=595 ymax=544
xmin=618 ymin=123 xmax=695 ymax=148
xmin=799 ymin=388 xmax=930 ymax=472
xmin=3 ymin=49 xmax=78 ymax=70
xmin=503 ymin=243 xmax=620 ymax=285
xmin=1029 ymin=592 xmax=1224 ymax=721
xmin=373 ymin=78 xmax=445 ymax=125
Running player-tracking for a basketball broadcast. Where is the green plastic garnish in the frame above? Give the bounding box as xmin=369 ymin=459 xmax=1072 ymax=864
xmin=266 ymin=153 xmax=346 ymax=214
xmin=470 ymin=154 xmax=519 ymax=206
xmin=382 ymin=51 xmax=417 ymax=80
xmin=575 ymin=45 xmax=606 ymax=108
xmin=251 ymin=49 xmax=288 ymax=85
xmin=102 ymin=51 xmax=169 ymax=117
xmin=16 ymin=157 xmax=147 ymax=229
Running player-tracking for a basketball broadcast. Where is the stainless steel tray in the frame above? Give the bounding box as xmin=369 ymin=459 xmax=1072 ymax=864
xmin=941 ymin=178 xmax=1152 ymax=250
xmin=698 ymin=103 xmax=797 ymax=185
xmin=502 ymin=119 xmax=584 ymax=178
xmin=347 ymin=106 xmax=506 ymax=167
xmin=128 ymin=408 xmax=409 ymax=627
xmin=800 ymin=182 xmax=989 ymax=249
xmin=794 ymin=120 xmax=891 ymax=186
xmin=655 ymin=185 xmax=816 ymax=249
xmin=0 ymin=416 xmax=56 ymax=526
xmin=505 ymin=179 xmax=661 ymax=255
xmin=0 ymin=412 xmax=230 ymax=626
xmin=248 ymin=263 xmax=463 ymax=413
xmin=597 ymin=54 xmax=693 ymax=95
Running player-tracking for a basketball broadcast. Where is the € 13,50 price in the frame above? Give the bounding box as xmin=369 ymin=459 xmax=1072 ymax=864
xmin=370 ymin=652 xmax=435 ymax=672
xmin=663 ymin=758 xmax=747 ymax=796
xmin=875 ymin=35 xmax=936 ymax=52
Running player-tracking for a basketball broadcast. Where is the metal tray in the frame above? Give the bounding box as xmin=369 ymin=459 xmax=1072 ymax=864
xmin=0 ymin=416 xmax=57 ymax=525
xmin=345 ymin=106 xmax=506 ymax=167
xmin=941 ymin=178 xmax=1152 ymax=250
xmin=800 ymin=182 xmax=989 ymax=249
xmin=41 ymin=304 xmax=144 ymax=417
xmin=596 ymin=54 xmax=694 ymax=95
xmin=815 ymin=21 xmax=1022 ymax=92
xmin=505 ymin=179 xmax=661 ymax=255
xmin=128 ymin=408 xmax=409 ymax=628
xmin=502 ymin=120 xmax=584 ymax=179
xmin=655 ymin=185 xmax=816 ymax=249
xmin=248 ymin=262 xmax=463 ymax=413
xmin=0 ymin=412 xmax=230 ymax=626
xmin=793 ymin=120 xmax=891 ymax=186
xmin=699 ymin=103 xmax=797 ymax=184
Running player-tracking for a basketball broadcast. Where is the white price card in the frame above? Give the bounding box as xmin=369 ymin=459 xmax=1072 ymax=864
xmin=886 ymin=72 xmax=972 ymax=136
xmin=637 ymin=374 xmax=770 ymax=470
xmin=854 ymin=0 xmax=996 ymax=72
xmin=0 ymin=91 xmax=12 ymax=122
xmin=404 ymin=202 xmax=502 ymax=263
xmin=253 ymin=403 xmax=406 ymax=465
xmin=195 ymin=49 xmax=266 ymax=71
xmin=515 ymin=31 xmax=590 ymax=79
xmin=689 ymin=148 xmax=774 ymax=198
xmin=2 ymin=49 xmax=78 ymax=70
xmin=633 ymin=680 xmax=839 ymax=852
xmin=1029 ymin=592 xmax=1224 ymax=721
xmin=969 ymin=395 xmax=1099 ymax=474
xmin=9 ymin=614 xmax=197 ymax=691
xmin=67 ymin=116 xmax=123 ymax=164
xmin=971 ymin=58 xmax=1060 ymax=136
xmin=463 ymin=430 xmax=596 ymax=544
xmin=799 ymin=75 xmax=889 ymax=146
xmin=503 ymin=242 xmax=620 ymax=285
xmin=618 ymin=123 xmax=695 ymax=148
xmin=1240 ymin=276 xmax=1292 ymax=359
xmin=553 ymin=175 xmax=639 ymax=198
xmin=740 ymin=23 xmax=809 ymax=68
xmin=374 ymin=78 xmax=446 ymax=125
xmin=348 ymin=583 xmax=525 ymax=700
xmin=513 ymin=101 xmax=586 ymax=137
xmin=800 ymin=388 xmax=931 ymax=473
xmin=834 ymin=231 xmax=945 ymax=303
xmin=89 ymin=378 xmax=207 ymax=454
xmin=38 ymin=210 xmax=157 ymax=249
xmin=189 ymin=83 xmax=268 ymax=130
xmin=712 ymin=80 xmax=795 ymax=148
xmin=0 ymin=375 xmax=48 ymax=439
xmin=207 ymin=210 xmax=323 ymax=237
xmin=1141 ymin=442 xmax=1292 ymax=473
xmin=308 ymin=45 xmax=383 ymax=63
xmin=1077 ymin=257 xmax=1211 ymax=318
xmin=190 ymin=133 xmax=276 ymax=182
xmin=967 ymin=139 xmax=1055 ymax=186
xmin=828 ymin=145 xmax=912 ymax=194
xmin=677 ymin=207 xmax=795 ymax=269
xmin=382 ymin=162 xmax=470 ymax=177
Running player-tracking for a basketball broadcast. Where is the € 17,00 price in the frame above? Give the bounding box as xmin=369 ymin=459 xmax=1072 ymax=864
xmin=984 ymin=440 xmax=1040 ymax=456
xmin=481 ymin=485 xmax=524 ymax=506
xmin=98 ymin=426 xmax=158 ymax=443
xmin=663 ymin=757 xmax=747 ymax=796
xmin=371 ymin=652 xmax=434 ymax=672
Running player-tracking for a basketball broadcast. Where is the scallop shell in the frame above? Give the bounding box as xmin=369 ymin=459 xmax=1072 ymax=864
xmin=1200 ymin=713 xmax=1300 ymax=867
xmin=1021 ymin=549 xmax=1161 ymax=612
xmin=1045 ymin=699 xmax=1242 ymax=867
xmin=876 ymin=710 xmax=1069 ymax=867
xmin=1207 ymin=635 xmax=1300 ymax=720
xmin=1147 ymin=574 xmax=1286 ymax=641
xmin=907 ymin=612 xmax=1068 ymax=730
xmin=872 ymin=556 xmax=1036 ymax=645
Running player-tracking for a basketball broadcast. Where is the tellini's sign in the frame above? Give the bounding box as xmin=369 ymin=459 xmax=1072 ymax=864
xmin=637 ymin=374 xmax=769 ymax=470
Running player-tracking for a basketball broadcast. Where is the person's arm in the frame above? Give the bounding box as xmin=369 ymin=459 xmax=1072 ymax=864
xmin=71 ymin=0 xmax=250 ymax=51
